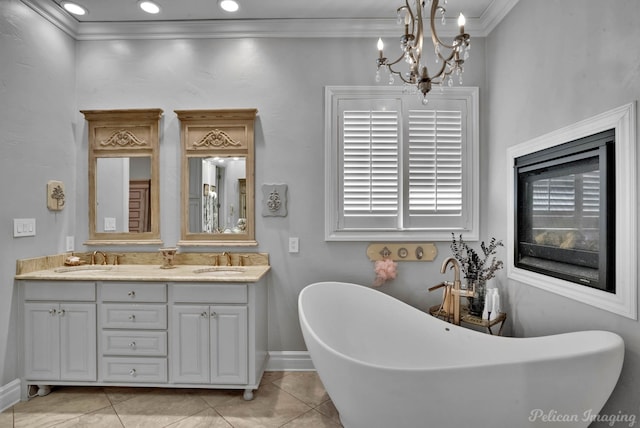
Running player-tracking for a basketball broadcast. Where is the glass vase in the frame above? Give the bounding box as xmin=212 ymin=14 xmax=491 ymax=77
xmin=466 ymin=278 xmax=486 ymax=317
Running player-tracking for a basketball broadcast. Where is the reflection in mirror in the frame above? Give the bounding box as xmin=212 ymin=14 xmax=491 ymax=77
xmin=96 ymin=157 xmax=151 ymax=233
xmin=177 ymin=109 xmax=257 ymax=246
xmin=188 ymin=157 xmax=246 ymax=234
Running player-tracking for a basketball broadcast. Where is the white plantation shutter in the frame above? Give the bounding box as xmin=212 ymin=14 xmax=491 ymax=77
xmin=326 ymin=86 xmax=478 ymax=240
xmin=408 ymin=109 xmax=463 ymax=215
xmin=343 ymin=110 xmax=399 ymax=216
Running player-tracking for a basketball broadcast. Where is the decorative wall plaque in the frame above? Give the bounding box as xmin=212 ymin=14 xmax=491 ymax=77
xmin=47 ymin=180 xmax=65 ymax=211
xmin=261 ymin=184 xmax=288 ymax=217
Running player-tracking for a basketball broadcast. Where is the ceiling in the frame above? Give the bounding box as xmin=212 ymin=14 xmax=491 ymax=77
xmin=21 ymin=0 xmax=519 ymax=40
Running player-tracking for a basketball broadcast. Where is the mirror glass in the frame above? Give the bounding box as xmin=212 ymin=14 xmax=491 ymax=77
xmin=96 ymin=157 xmax=152 ymax=233
xmin=188 ymin=156 xmax=247 ymax=234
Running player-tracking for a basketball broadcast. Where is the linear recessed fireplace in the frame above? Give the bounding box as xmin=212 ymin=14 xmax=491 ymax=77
xmin=514 ymin=129 xmax=615 ymax=293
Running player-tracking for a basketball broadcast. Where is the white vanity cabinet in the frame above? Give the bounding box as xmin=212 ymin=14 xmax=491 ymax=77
xmin=23 ymin=281 xmax=97 ymax=382
xmin=170 ymin=281 xmax=267 ymax=400
xmin=18 ymin=268 xmax=268 ymax=401
xmin=99 ymin=282 xmax=168 ymax=383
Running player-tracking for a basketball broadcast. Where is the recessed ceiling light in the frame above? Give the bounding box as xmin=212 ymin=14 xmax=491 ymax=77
xmin=61 ymin=1 xmax=87 ymax=16
xmin=219 ymin=0 xmax=239 ymax=13
xmin=139 ymin=1 xmax=161 ymax=14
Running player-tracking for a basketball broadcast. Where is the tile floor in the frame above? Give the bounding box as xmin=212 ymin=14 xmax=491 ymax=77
xmin=0 ymin=372 xmax=343 ymax=428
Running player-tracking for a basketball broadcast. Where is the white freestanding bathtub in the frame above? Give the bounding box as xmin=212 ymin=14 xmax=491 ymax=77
xmin=298 ymin=281 xmax=624 ymax=428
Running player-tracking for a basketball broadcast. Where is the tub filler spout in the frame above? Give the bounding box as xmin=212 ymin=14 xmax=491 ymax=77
xmin=439 ymin=256 xmax=474 ymax=325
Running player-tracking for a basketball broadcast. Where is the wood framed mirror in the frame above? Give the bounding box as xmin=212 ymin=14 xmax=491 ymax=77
xmin=176 ymin=109 xmax=257 ymax=246
xmin=82 ymin=109 xmax=163 ymax=245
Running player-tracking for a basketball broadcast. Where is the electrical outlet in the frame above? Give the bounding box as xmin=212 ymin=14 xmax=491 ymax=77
xmin=13 ymin=218 xmax=36 ymax=237
xmin=65 ymin=236 xmax=75 ymax=252
xmin=288 ymin=237 xmax=299 ymax=253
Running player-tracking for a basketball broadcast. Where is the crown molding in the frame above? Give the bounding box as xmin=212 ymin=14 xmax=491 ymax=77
xmin=20 ymin=0 xmax=519 ymax=40
xmin=478 ymin=0 xmax=520 ymax=36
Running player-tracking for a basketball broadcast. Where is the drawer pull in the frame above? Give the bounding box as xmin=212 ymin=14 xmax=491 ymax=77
xmin=129 ymin=314 xmax=136 ymax=321
xmin=128 ymin=291 xmax=136 ymax=297
xmin=129 ymin=341 xmax=136 ymax=349
xmin=129 ymin=368 xmax=136 ymax=376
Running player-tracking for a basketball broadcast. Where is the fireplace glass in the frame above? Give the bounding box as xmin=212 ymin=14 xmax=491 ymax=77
xmin=514 ymin=129 xmax=615 ymax=292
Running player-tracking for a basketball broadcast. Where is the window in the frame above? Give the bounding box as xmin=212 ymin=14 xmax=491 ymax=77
xmin=324 ymin=86 xmax=479 ymax=241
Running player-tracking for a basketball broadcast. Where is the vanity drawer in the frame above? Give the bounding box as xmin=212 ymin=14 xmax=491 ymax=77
xmin=101 ymin=304 xmax=167 ymax=329
xmin=101 ymin=357 xmax=167 ymax=383
xmin=172 ymin=283 xmax=247 ymax=303
xmin=23 ymin=281 xmax=96 ymax=301
xmin=101 ymin=283 xmax=167 ymax=303
xmin=102 ymin=330 xmax=167 ymax=356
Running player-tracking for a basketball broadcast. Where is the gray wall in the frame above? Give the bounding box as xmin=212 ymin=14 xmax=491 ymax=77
xmin=0 ymin=0 xmax=76 ymax=385
xmin=485 ymin=0 xmax=640 ymax=424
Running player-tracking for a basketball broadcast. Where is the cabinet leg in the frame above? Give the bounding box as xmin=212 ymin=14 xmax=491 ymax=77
xmin=243 ymin=388 xmax=254 ymax=401
xmin=36 ymin=385 xmax=52 ymax=397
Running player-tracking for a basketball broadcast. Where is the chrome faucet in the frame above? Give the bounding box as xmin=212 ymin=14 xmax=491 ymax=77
xmin=222 ymin=251 xmax=232 ymax=266
xmin=92 ymin=250 xmax=108 ymax=265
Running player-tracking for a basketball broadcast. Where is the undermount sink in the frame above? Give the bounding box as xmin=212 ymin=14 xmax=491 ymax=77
xmin=192 ymin=267 xmax=246 ymax=275
xmin=54 ymin=265 xmax=114 ymax=273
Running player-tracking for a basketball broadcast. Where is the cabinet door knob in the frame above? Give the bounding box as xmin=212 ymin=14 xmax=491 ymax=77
xmin=49 ymin=308 xmax=57 ymax=316
xmin=59 ymin=309 xmax=66 ymax=317
xmin=128 ymin=314 xmax=136 ymax=321
xmin=129 ymin=368 xmax=136 ymax=376
xmin=129 ymin=341 xmax=136 ymax=349
xmin=200 ymin=311 xmax=209 ymax=318
xmin=210 ymin=312 xmax=217 ymax=319
xmin=128 ymin=291 xmax=136 ymax=297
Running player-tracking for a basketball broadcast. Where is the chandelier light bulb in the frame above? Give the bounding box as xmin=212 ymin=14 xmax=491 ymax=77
xmin=457 ymin=13 xmax=466 ymax=27
xmin=377 ymin=38 xmax=384 ymax=52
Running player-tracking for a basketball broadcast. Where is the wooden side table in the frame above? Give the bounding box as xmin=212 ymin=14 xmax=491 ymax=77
xmin=429 ymin=305 xmax=507 ymax=335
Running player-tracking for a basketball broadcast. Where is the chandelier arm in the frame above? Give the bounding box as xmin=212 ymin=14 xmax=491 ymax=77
xmin=387 ymin=65 xmax=413 ymax=84
xmin=429 ymin=0 xmax=457 ymax=51
xmin=414 ymin=0 xmax=424 ymax=63
xmin=386 ymin=52 xmax=409 ymax=67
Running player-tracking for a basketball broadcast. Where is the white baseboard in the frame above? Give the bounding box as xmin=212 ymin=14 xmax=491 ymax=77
xmin=266 ymin=351 xmax=315 ymax=371
xmin=0 ymin=379 xmax=21 ymax=412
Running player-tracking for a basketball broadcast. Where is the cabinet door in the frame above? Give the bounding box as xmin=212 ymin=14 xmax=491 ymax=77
xmin=170 ymin=305 xmax=209 ymax=383
xmin=60 ymin=304 xmax=97 ymax=381
xmin=210 ymin=305 xmax=247 ymax=384
xmin=24 ymin=303 xmax=60 ymax=380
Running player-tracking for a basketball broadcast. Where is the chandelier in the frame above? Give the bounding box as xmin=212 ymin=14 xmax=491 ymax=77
xmin=376 ymin=0 xmax=470 ymax=104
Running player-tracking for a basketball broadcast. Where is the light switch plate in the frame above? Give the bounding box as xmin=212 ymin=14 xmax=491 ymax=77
xmin=104 ymin=217 xmax=116 ymax=231
xmin=14 ymin=218 xmax=36 ymax=237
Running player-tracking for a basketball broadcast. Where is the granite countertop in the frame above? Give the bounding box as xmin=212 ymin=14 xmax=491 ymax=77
xmin=15 ymin=264 xmax=270 ymax=283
